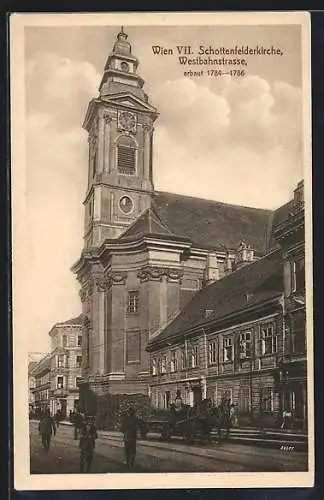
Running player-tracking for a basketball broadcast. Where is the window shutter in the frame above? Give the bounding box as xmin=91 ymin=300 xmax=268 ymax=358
xmin=117 ymin=136 xmax=136 ymax=175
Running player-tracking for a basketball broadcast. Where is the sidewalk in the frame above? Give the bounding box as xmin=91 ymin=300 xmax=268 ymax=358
xmin=30 ymin=420 xmax=307 ymax=452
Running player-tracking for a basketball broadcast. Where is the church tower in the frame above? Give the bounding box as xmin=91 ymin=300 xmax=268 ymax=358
xmin=83 ymin=27 xmax=158 ymax=247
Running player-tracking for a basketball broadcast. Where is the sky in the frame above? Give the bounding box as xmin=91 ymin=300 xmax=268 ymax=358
xmin=23 ymin=23 xmax=304 ymax=353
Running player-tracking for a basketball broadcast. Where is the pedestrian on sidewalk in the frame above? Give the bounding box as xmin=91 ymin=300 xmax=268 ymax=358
xmin=38 ymin=408 xmax=56 ymax=452
xmin=120 ymin=406 xmax=138 ymax=471
xmin=281 ymin=409 xmax=292 ymax=429
xmin=73 ymin=410 xmax=84 ymax=440
xmin=230 ymin=403 xmax=238 ymax=428
xmin=55 ymin=410 xmax=61 ymax=429
xmin=79 ymin=417 xmax=98 ymax=473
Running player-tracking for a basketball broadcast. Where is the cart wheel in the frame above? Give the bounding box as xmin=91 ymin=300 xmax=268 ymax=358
xmin=184 ymin=428 xmax=193 ymax=444
xmin=161 ymin=425 xmax=171 ymax=441
xmin=140 ymin=430 xmax=147 ymax=440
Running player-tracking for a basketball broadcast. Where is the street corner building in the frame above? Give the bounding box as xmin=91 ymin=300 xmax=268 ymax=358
xmin=29 ymin=316 xmax=83 ymax=417
xmin=70 ymin=29 xmax=307 ymax=430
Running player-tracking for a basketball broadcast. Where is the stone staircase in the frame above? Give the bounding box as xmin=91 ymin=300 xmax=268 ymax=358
xmin=217 ymin=427 xmax=308 ymax=452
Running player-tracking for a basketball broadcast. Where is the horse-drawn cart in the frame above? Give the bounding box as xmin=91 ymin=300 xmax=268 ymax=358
xmin=139 ymin=399 xmax=229 ymax=444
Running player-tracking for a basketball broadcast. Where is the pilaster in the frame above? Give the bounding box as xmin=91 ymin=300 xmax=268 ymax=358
xmin=97 ymin=114 xmax=105 ymax=174
xmin=137 ymin=266 xmax=183 ymax=338
xmin=142 ymin=124 xmax=154 ymax=191
xmin=108 ymin=270 xmax=128 ymax=374
xmin=103 ymin=113 xmax=112 ymax=174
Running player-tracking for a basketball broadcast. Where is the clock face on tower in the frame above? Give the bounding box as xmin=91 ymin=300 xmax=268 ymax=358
xmin=118 ymin=111 xmax=137 ymax=133
xmin=120 ymin=61 xmax=130 ymax=72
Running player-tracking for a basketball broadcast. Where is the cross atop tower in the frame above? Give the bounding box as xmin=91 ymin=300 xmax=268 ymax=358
xmin=117 ymin=26 xmax=128 ymax=40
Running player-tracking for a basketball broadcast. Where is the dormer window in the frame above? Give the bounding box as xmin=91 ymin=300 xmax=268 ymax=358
xmin=117 ymin=135 xmax=136 ymax=175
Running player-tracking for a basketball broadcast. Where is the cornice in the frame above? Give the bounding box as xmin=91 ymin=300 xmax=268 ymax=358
xmin=83 ymin=180 xmax=154 ymax=203
xmin=83 ymin=94 xmax=158 ymax=133
xmin=273 ymin=210 xmax=305 ymax=242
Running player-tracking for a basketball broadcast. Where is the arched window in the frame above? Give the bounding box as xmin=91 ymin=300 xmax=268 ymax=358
xmin=117 ymin=135 xmax=136 ymax=175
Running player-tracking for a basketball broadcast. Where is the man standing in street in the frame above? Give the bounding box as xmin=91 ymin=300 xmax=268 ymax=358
xmin=55 ymin=409 xmax=61 ymax=429
xmin=73 ymin=409 xmax=84 ymax=440
xmin=120 ymin=406 xmax=138 ymax=471
xmin=38 ymin=408 xmax=56 ymax=452
xmin=79 ymin=417 xmax=98 ymax=473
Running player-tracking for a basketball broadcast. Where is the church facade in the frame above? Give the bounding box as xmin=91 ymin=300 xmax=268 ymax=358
xmin=71 ymin=29 xmax=306 ymax=427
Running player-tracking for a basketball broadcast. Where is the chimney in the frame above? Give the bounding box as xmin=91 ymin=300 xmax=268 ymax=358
xmin=234 ymin=241 xmax=254 ymax=269
xmin=205 ymin=309 xmax=214 ymax=319
xmin=225 ymin=253 xmax=233 ymax=275
xmin=204 ymin=252 xmax=219 ymax=284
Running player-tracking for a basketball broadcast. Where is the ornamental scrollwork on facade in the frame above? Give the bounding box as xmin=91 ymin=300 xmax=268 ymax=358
xmin=81 ymin=313 xmax=91 ymax=330
xmin=167 ymin=268 xmax=183 ymax=282
xmin=79 ymin=288 xmax=88 ymax=303
xmin=87 ymin=282 xmax=94 ymax=296
xmin=110 ymin=271 xmax=127 ymax=285
xmin=143 ymin=123 xmax=154 ymax=136
xmin=84 ymin=271 xmax=128 ymax=293
xmin=103 ymin=112 xmax=112 ymax=124
xmin=95 ymin=277 xmax=110 ymax=292
xmin=88 ymin=117 xmax=99 ymax=148
xmin=137 ymin=266 xmax=183 ymax=283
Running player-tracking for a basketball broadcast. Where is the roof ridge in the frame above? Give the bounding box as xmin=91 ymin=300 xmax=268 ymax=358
xmin=53 ymin=314 xmax=84 ymax=328
xmin=149 ymin=206 xmax=174 ymax=234
xmin=121 ymin=206 xmax=175 ymax=240
xmin=119 ymin=208 xmax=150 ymax=238
xmin=149 ymin=248 xmax=282 ymax=346
xmin=154 ymin=190 xmax=273 ymax=213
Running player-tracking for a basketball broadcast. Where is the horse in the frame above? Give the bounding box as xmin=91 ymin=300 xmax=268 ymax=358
xmin=211 ymin=400 xmax=232 ymax=442
xmin=180 ymin=399 xmax=215 ymax=444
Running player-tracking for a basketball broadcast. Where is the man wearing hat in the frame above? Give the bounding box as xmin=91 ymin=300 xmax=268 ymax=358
xmin=79 ymin=416 xmax=98 ymax=473
xmin=120 ymin=406 xmax=139 ymax=470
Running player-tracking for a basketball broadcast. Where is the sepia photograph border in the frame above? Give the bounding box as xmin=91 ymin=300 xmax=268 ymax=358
xmin=10 ymin=10 xmax=314 ymax=490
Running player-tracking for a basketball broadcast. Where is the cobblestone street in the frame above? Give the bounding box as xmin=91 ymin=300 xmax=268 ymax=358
xmin=30 ymin=422 xmax=308 ymax=474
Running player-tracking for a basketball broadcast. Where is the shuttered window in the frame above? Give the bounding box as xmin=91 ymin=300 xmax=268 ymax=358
xmin=117 ymin=136 xmax=136 ymax=175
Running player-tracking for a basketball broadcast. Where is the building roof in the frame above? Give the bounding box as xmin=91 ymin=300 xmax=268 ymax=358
xmin=56 ymin=314 xmax=84 ymax=326
xmin=31 ymin=354 xmax=51 ymax=376
xmin=127 ymin=191 xmax=273 ymax=254
xmin=148 ymin=249 xmax=283 ymax=348
xmin=48 ymin=314 xmax=83 ymax=337
xmin=120 ymin=207 xmax=175 ymax=240
xmin=28 ymin=361 xmax=38 ymax=374
xmin=119 ymin=192 xmax=297 ymax=255
xmin=272 ymin=199 xmax=295 ymax=228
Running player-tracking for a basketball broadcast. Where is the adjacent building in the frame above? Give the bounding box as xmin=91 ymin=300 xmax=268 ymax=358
xmin=30 ymin=315 xmax=83 ymax=417
xmin=272 ymin=180 xmax=306 ymax=427
xmin=147 ymin=182 xmax=306 ymax=429
xmin=28 ymin=361 xmax=38 ymax=413
xmin=70 ymin=28 xmax=307 ymax=429
xmin=48 ymin=315 xmax=83 ymax=416
xmin=30 ymin=354 xmax=51 ymax=414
